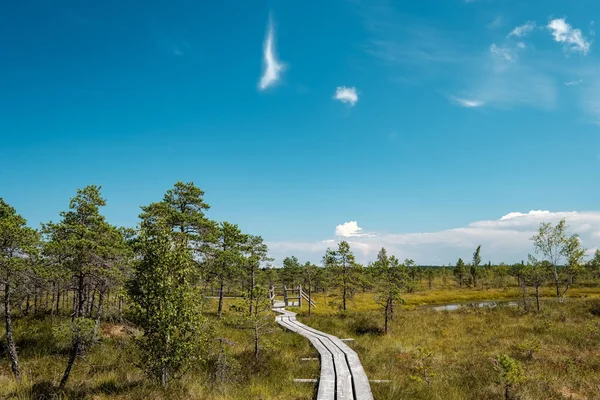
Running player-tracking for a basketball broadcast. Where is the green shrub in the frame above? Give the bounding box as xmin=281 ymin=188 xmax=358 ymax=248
xmin=589 ymin=300 xmax=600 ymax=317
xmin=351 ymin=314 xmax=384 ymax=335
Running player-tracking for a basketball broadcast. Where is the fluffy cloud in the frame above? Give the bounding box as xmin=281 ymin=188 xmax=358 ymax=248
xmin=259 ymin=17 xmax=285 ymax=90
xmin=266 ymin=211 xmax=600 ymax=266
xmin=335 ymin=221 xmax=362 ymax=237
xmin=333 ymin=86 xmax=359 ymax=106
xmin=547 ymin=18 xmax=591 ymax=55
xmin=335 ymin=221 xmax=375 ymax=237
xmin=509 ymin=21 xmax=537 ymax=38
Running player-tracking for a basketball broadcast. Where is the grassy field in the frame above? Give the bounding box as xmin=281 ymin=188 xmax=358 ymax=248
xmin=2 ymin=287 xmax=600 ymax=399
xmin=292 ymin=290 xmax=600 ymax=400
xmin=0 ymin=297 xmax=318 ymax=400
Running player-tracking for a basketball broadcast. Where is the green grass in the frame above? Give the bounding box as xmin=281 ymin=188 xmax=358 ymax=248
xmin=2 ymin=286 xmax=600 ymax=399
xmin=0 ymin=299 xmax=318 ymax=400
xmin=296 ymin=298 xmax=600 ymax=399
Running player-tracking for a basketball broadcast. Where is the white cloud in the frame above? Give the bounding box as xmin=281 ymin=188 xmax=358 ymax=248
xmin=500 ymin=210 xmax=551 ymax=220
xmin=490 ymin=43 xmax=517 ymax=62
xmin=516 ymin=42 xmax=526 ymax=49
xmin=565 ymin=79 xmax=583 ymax=86
xmin=266 ymin=211 xmax=600 ymax=265
xmin=333 ymin=86 xmax=359 ymax=106
xmin=509 ymin=21 xmax=537 ymax=37
xmin=547 ymin=18 xmax=591 ymax=55
xmin=336 ymin=221 xmax=367 ymax=237
xmin=451 ymin=96 xmax=485 ymax=108
xmin=259 ymin=16 xmax=285 ymax=91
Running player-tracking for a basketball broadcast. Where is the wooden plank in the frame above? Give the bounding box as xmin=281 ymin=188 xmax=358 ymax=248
xmin=274 ymin=308 xmax=374 ymax=400
xmin=287 ymin=318 xmax=374 ymax=400
xmin=275 ymin=312 xmax=335 ymax=400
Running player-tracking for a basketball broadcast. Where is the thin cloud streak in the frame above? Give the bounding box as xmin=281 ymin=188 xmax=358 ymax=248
xmin=451 ymin=96 xmax=485 ymax=108
xmin=508 ymin=21 xmax=536 ymax=37
xmin=565 ymin=79 xmax=583 ymax=86
xmin=259 ymin=16 xmax=284 ymax=90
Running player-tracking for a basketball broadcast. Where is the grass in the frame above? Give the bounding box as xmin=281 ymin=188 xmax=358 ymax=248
xmin=294 ymin=289 xmax=600 ymax=399
xmin=0 ymin=298 xmax=318 ymax=400
xmin=2 ymin=284 xmax=600 ymax=399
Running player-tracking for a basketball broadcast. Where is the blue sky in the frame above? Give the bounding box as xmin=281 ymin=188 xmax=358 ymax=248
xmin=1 ymin=0 xmax=599 ymax=265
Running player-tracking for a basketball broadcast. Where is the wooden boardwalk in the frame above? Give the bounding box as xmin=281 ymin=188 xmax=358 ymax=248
xmin=273 ymin=304 xmax=374 ymax=400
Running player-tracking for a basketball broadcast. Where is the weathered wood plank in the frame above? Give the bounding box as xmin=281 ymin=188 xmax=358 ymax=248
xmin=274 ymin=308 xmax=374 ymax=400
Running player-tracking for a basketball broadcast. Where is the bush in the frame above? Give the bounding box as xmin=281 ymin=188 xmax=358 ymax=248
xmin=351 ymin=314 xmax=384 ymax=335
xmin=589 ymin=300 xmax=600 ymax=317
xmin=30 ymin=381 xmax=60 ymax=400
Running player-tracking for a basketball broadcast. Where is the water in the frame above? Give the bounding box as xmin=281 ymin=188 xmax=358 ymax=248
xmin=431 ymin=300 xmax=519 ymax=311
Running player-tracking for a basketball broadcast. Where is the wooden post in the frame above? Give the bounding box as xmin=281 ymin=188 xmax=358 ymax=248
xmin=283 ymin=285 xmax=288 ymax=307
xmin=268 ymin=285 xmax=275 ymax=306
xmin=298 ymin=285 xmax=302 ymax=308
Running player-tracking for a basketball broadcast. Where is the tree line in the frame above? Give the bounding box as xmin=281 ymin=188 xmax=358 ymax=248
xmin=2 ymin=182 xmax=599 ymax=388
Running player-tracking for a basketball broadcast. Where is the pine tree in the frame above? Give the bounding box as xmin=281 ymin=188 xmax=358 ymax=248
xmin=323 ymin=241 xmax=361 ymax=312
xmin=454 ymin=258 xmax=466 ymax=288
xmin=281 ymin=256 xmax=302 ymax=288
xmin=369 ymin=248 xmax=407 ymax=333
xmin=0 ymin=199 xmax=39 ymax=380
xmin=43 ymin=186 xmax=131 ymax=389
xmin=470 ymin=245 xmax=482 ymax=288
xmin=206 ymin=222 xmax=248 ymax=318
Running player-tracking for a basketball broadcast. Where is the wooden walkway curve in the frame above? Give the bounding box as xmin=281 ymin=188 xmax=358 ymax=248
xmin=273 ymin=304 xmax=374 ymax=400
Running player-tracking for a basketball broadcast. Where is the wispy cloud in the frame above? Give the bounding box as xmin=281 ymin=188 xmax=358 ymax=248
xmin=357 ymin=2 xmax=466 ymax=68
xmin=451 ymin=96 xmax=485 ymax=108
xmin=565 ymin=78 xmax=583 ymax=86
xmin=171 ymin=42 xmax=191 ymax=56
xmin=508 ymin=21 xmax=537 ymax=37
xmin=158 ymin=38 xmax=191 ymax=56
xmin=547 ymin=18 xmax=591 ymax=55
xmin=583 ymin=80 xmax=600 ymax=123
xmin=357 ymin=2 xmax=567 ymax=112
xmin=333 ymin=86 xmax=359 ymax=106
xmin=267 ymin=211 xmax=600 ymax=265
xmin=490 ymin=43 xmax=517 ymax=62
xmin=454 ymin=37 xmax=557 ymax=110
xmin=462 ymin=66 xmax=557 ymax=110
xmin=487 ymin=16 xmax=504 ymax=30
xmin=259 ymin=15 xmax=285 ymax=91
